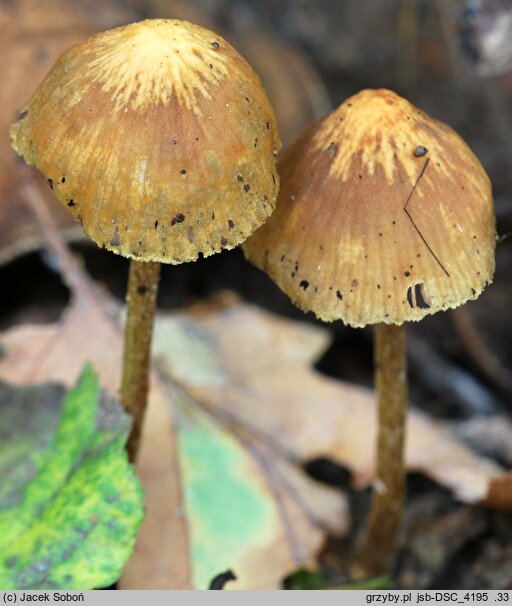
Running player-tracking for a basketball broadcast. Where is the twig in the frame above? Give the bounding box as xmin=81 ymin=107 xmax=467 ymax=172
xmin=408 ymin=333 xmax=501 ymax=416
xmin=451 ymin=306 xmax=512 ymax=394
xmin=166 ymin=376 xmax=332 ymax=564
xmin=20 ymin=174 xmax=96 ymax=301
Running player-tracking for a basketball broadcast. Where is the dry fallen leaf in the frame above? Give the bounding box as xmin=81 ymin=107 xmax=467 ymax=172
xmin=0 ymin=184 xmax=348 ymax=589
xmin=152 ymin=300 xmax=503 ymax=504
xmin=1 ymin=182 xmax=509 ymax=589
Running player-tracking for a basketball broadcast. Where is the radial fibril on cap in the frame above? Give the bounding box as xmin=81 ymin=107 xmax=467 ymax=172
xmin=244 ymin=88 xmax=495 ymax=327
xmin=77 ymin=21 xmax=231 ymax=114
xmin=314 ymin=89 xmax=488 ymax=195
xmin=11 ymin=19 xmax=280 ymax=263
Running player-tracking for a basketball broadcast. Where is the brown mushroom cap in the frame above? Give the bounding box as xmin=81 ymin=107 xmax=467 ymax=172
xmin=243 ymin=89 xmax=496 ymax=327
xmin=10 ymin=19 xmax=280 ymax=263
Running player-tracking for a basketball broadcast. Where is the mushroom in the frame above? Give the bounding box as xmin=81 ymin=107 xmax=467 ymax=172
xmin=11 ymin=19 xmax=280 ymax=461
xmin=243 ymin=88 xmax=495 ymax=575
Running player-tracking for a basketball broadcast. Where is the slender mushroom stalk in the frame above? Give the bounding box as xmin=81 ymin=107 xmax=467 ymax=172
xmin=122 ymin=260 xmax=160 ymax=461
xmin=243 ymin=88 xmax=496 ymax=577
xmin=10 ymin=19 xmax=281 ymax=462
xmin=355 ymin=323 xmax=407 ymax=576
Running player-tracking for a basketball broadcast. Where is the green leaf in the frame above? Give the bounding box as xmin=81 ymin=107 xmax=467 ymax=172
xmin=0 ymin=365 xmax=144 ymax=589
xmin=285 ymin=569 xmax=328 ymax=590
xmin=175 ymin=399 xmax=276 ymax=589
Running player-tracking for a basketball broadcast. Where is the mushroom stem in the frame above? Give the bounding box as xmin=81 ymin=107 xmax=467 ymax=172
xmin=355 ymin=323 xmax=407 ymax=577
xmin=121 ymin=259 xmax=161 ymax=462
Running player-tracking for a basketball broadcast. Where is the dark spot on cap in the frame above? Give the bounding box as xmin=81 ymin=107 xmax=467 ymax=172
xmin=237 ymin=175 xmax=244 ymax=182
xmin=254 ymin=137 xmax=258 ymax=148
xmin=154 ymin=220 xmax=158 ymax=228
xmin=180 ymin=169 xmax=187 ymax=175
xmin=243 ymin=184 xmax=251 ymax=192
xmin=110 ymin=232 xmax=121 ymax=247
xmin=414 ymin=146 xmax=428 ymax=157
xmin=47 ymin=178 xmax=53 ymax=189
xmin=404 ymin=271 xmax=410 ymax=277
xmin=228 ymin=220 xmax=234 ymax=229
xmin=406 ymin=287 xmax=414 ymax=308
xmin=17 ymin=110 xmax=28 ymax=120
xmin=211 ymin=211 xmax=215 ymax=220
xmin=327 ymin=142 xmax=338 ymax=157
xmin=212 ymin=41 xmax=220 ymax=49
xmin=187 ymin=226 xmax=194 ymax=243
xmin=280 ymin=255 xmax=286 ymax=261
xmin=67 ymin=199 xmax=75 ymax=207
xmin=172 ymin=138 xmax=177 ymax=144
xmin=407 ymin=283 xmax=430 ymax=309
xmin=271 ymin=173 xmax=276 ymax=186
xmin=415 ymin=283 xmax=430 ymax=309
xmin=137 ymin=285 xmax=148 ymax=295
xmin=266 ymin=121 xmax=271 ymax=129
xmin=171 ymin=214 xmax=185 ymax=225
xmin=221 ymin=237 xmax=228 ymax=246
xmin=299 ymin=280 xmax=309 ymax=290
xmin=61 ymin=177 xmax=65 ymax=183
xmin=336 ymin=290 xmax=343 ymax=301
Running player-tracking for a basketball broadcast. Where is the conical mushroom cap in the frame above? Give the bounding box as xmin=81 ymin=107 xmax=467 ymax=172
xmin=244 ymin=89 xmax=496 ymax=327
xmin=11 ymin=19 xmax=280 ymax=263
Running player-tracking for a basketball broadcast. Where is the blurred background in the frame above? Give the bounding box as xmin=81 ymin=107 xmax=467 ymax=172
xmin=2 ymin=0 xmax=512 ymax=589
